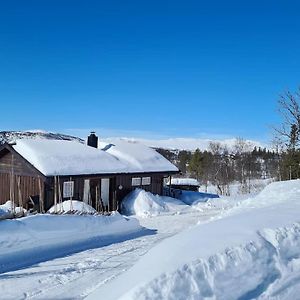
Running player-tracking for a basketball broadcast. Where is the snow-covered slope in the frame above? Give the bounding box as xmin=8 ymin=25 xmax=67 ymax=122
xmin=0 ymin=130 xmax=83 ymax=144
xmin=103 ymin=137 xmax=264 ymax=151
xmin=87 ymin=180 xmax=300 ymax=300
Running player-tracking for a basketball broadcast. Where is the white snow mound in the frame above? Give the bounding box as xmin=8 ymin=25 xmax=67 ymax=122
xmin=121 ymin=189 xmax=189 ymax=217
xmin=0 ymin=201 xmax=26 ymax=218
xmin=48 ymin=200 xmax=97 ymax=214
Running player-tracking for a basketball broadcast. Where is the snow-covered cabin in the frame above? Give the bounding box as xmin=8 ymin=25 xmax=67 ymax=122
xmin=0 ymin=132 xmax=179 ymax=212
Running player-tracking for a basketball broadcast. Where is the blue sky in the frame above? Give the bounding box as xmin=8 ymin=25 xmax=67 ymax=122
xmin=1 ymin=0 xmax=300 ymax=142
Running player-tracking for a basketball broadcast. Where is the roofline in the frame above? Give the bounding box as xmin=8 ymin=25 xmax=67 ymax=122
xmin=0 ymin=142 xmax=179 ymax=179
xmin=44 ymin=170 xmax=179 ymax=178
xmin=0 ymin=143 xmax=47 ymax=181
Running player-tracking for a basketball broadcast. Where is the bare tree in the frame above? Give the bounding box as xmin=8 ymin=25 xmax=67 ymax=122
xmin=275 ymin=90 xmax=300 ymax=148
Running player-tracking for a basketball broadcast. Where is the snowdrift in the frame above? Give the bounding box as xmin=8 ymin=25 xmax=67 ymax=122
xmin=48 ymin=200 xmax=97 ymax=214
xmin=178 ymin=190 xmax=219 ymax=205
xmin=0 ymin=201 xmax=26 ymax=219
xmin=121 ymin=189 xmax=190 ymax=217
xmin=0 ymin=212 xmax=143 ymax=273
xmin=87 ymin=180 xmax=300 ymax=300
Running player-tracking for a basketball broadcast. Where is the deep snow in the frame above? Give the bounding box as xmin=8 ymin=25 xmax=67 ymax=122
xmin=88 ymin=180 xmax=300 ymax=300
xmin=0 ymin=200 xmax=26 ymax=218
xmin=0 ymin=212 xmax=142 ymax=274
xmin=121 ymin=188 xmax=191 ymax=217
xmin=1 ymin=180 xmax=300 ymax=300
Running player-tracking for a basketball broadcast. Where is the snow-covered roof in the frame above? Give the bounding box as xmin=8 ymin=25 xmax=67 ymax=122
xmin=10 ymin=138 xmax=178 ymax=176
xmin=169 ymin=178 xmax=200 ymax=186
xmin=12 ymin=139 xmax=127 ymax=176
xmin=99 ymin=139 xmax=178 ymax=174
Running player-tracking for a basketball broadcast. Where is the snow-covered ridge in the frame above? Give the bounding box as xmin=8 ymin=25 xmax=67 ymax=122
xmin=0 ymin=130 xmax=84 ymax=144
xmin=103 ymin=137 xmax=265 ymax=151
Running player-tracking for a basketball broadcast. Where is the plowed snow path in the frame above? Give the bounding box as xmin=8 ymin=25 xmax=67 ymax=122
xmin=0 ymin=208 xmax=226 ymax=300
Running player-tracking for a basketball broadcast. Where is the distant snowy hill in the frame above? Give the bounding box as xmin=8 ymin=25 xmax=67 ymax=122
xmin=0 ymin=131 xmax=265 ymax=152
xmin=102 ymin=137 xmax=265 ymax=151
xmin=0 ymin=131 xmax=84 ymax=144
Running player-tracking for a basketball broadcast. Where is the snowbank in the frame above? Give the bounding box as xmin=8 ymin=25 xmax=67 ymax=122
xmin=0 ymin=201 xmax=26 ymax=218
xmin=121 ymin=189 xmax=189 ymax=217
xmin=87 ymin=180 xmax=300 ymax=300
xmin=48 ymin=200 xmax=97 ymax=214
xmin=179 ymin=190 xmax=219 ymax=205
xmin=0 ymin=212 xmax=143 ymax=273
xmin=199 ymin=178 xmax=274 ymax=196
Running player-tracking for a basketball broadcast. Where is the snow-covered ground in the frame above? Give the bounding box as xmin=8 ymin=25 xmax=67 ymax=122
xmin=88 ymin=179 xmax=300 ymax=300
xmin=199 ymin=178 xmax=274 ymax=196
xmin=1 ymin=180 xmax=300 ymax=300
xmin=0 ymin=200 xmax=26 ymax=218
xmin=0 ymin=212 xmax=142 ymax=275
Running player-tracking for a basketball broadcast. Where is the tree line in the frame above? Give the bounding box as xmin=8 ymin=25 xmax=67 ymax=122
xmin=157 ymin=88 xmax=300 ymax=195
xmin=157 ymin=139 xmax=280 ymax=195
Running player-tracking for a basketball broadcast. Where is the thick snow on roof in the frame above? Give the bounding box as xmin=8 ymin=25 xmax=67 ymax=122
xmin=11 ymin=138 xmax=178 ymax=176
xmin=13 ymin=139 xmax=127 ymax=176
xmin=99 ymin=139 xmax=178 ymax=173
xmin=169 ymin=178 xmax=200 ymax=186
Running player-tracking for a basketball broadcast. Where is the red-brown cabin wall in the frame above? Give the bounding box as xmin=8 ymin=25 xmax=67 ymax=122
xmin=0 ymin=150 xmax=44 ymax=206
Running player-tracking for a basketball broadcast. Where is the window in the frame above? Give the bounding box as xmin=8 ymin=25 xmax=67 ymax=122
xmin=63 ymin=181 xmax=74 ymax=198
xmin=142 ymin=177 xmax=151 ymax=185
xmin=131 ymin=177 xmax=141 ymax=186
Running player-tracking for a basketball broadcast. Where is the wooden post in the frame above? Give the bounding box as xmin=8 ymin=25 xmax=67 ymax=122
xmin=38 ymin=177 xmax=44 ymax=213
xmin=54 ymin=176 xmax=58 ymax=213
xmin=58 ymin=176 xmax=62 ymax=213
xmin=95 ymin=184 xmax=99 ymax=212
xmin=17 ymin=176 xmax=23 ymax=214
xmin=69 ymin=176 xmax=73 ymax=212
xmin=10 ymin=154 xmax=15 ymax=214
xmin=169 ymin=175 xmax=172 ymax=197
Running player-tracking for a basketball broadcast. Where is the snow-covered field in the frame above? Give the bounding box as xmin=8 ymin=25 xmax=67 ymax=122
xmin=1 ymin=180 xmax=300 ymax=300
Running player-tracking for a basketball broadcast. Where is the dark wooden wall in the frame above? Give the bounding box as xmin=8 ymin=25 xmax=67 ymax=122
xmin=44 ymin=173 xmax=165 ymax=212
xmin=115 ymin=173 xmax=164 ymax=208
xmin=0 ymin=150 xmax=43 ymax=206
xmin=0 ymin=150 xmax=39 ymax=177
xmin=0 ymin=173 xmax=43 ymax=206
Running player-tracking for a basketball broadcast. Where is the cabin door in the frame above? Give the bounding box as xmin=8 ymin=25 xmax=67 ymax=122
xmin=101 ymin=178 xmax=110 ymax=209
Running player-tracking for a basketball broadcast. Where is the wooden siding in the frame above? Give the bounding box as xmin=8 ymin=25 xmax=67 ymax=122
xmin=0 ymin=150 xmax=44 ymax=207
xmin=0 ymin=150 xmax=39 ymax=177
xmin=0 ymin=173 xmax=43 ymax=207
xmin=43 ymin=173 xmax=165 ymax=212
xmin=43 ymin=176 xmax=118 ymax=212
